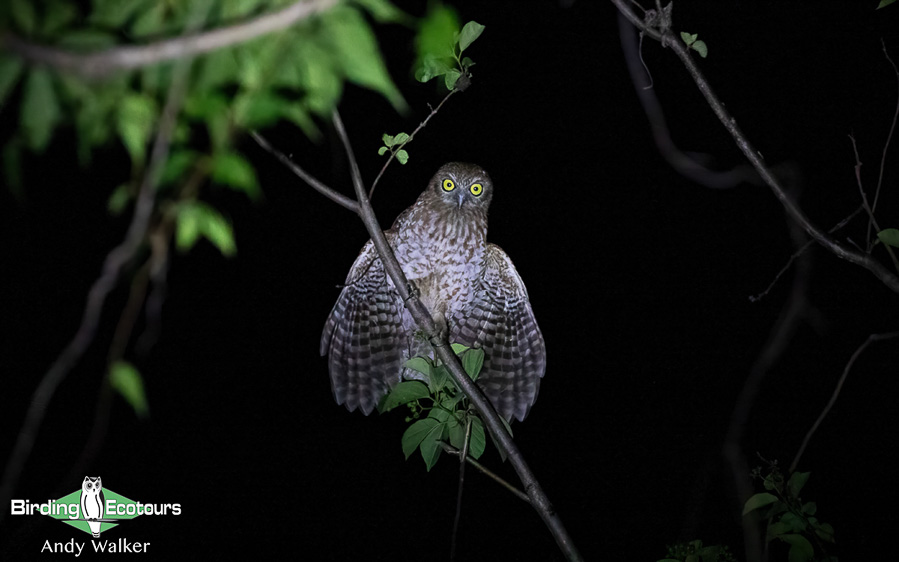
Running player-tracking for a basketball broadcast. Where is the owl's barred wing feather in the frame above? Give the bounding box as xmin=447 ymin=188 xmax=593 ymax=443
xmin=451 ymin=244 xmax=546 ymax=422
xmin=320 ymin=237 xmax=406 ymax=415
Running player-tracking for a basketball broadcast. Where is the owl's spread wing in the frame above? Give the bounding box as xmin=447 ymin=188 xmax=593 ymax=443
xmin=450 ymin=244 xmax=546 ymax=422
xmin=321 ymin=235 xmax=406 ymax=415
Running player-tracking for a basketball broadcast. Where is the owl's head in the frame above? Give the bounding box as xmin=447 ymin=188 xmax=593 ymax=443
xmin=82 ymin=476 xmax=102 ymax=493
xmin=428 ymin=162 xmax=493 ymax=211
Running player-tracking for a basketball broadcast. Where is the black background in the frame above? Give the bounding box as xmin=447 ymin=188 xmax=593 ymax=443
xmin=2 ymin=1 xmax=899 ymax=560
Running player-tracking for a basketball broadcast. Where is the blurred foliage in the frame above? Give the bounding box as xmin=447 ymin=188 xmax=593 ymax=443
xmin=0 ymin=0 xmax=469 ymax=416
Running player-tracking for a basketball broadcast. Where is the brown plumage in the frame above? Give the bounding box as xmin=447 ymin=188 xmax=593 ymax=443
xmin=321 ymin=162 xmax=545 ymax=421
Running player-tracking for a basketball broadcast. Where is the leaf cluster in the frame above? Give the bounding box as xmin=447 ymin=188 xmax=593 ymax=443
xmin=0 ymin=0 xmax=412 ymax=415
xmin=414 ymin=8 xmax=483 ymax=91
xmin=658 ymin=539 xmax=737 ymax=562
xmin=680 ymin=31 xmax=708 ymax=59
xmin=743 ymin=463 xmax=836 ymax=562
xmin=378 ymin=343 xmax=508 ymax=471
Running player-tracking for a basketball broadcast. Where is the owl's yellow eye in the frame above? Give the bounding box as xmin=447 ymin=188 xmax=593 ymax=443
xmin=442 ymin=178 xmax=455 ymax=192
xmin=469 ymin=183 xmax=483 ymax=196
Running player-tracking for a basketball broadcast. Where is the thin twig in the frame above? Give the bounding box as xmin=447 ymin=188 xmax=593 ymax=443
xmin=441 ymin=442 xmax=530 ymax=503
xmin=250 ymin=131 xmax=360 ymax=214
xmin=369 ymin=88 xmax=458 ymax=199
xmin=849 ymin=134 xmax=899 ymax=270
xmin=617 ymin=11 xmax=759 ymax=189
xmin=0 ymin=3 xmax=206 ymax=518
xmin=449 ymin=418 xmax=472 ymax=562
xmin=0 ymin=0 xmax=337 ymax=79
xmin=870 ymin=40 xmax=899 ymax=228
xmin=750 ymin=205 xmax=865 ymax=302
xmin=611 ymin=0 xmax=899 ymax=294
xmin=790 ymin=331 xmax=899 ymax=473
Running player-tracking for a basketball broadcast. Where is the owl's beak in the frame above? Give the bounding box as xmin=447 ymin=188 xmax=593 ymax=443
xmin=456 ymin=191 xmax=465 ymax=208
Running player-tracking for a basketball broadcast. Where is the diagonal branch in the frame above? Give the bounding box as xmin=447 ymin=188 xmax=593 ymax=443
xmin=0 ymin=0 xmax=337 ymax=79
xmin=790 ymin=331 xmax=899 ymax=473
xmin=330 ymin=110 xmax=581 ymax=561
xmin=611 ymin=0 xmax=899 ymax=294
xmin=250 ymin=131 xmax=360 ymax=214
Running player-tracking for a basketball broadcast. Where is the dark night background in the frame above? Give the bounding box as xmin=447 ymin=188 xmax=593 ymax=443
xmin=2 ymin=1 xmax=899 ymax=560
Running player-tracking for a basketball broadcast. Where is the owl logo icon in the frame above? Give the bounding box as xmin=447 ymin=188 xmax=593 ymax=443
xmin=80 ymin=476 xmax=104 ymax=537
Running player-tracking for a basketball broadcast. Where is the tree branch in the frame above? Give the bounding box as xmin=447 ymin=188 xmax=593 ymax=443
xmin=329 ymin=109 xmax=581 ymax=561
xmin=0 ymin=0 xmax=337 ymax=78
xmin=611 ymin=0 xmax=899 ymax=294
xmin=250 ymin=131 xmax=360 ymax=214
xmin=790 ymin=331 xmax=899 ymax=473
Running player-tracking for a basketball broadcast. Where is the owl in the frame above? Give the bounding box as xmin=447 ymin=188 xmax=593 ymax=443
xmin=80 ymin=476 xmax=104 ymax=538
xmin=321 ymin=162 xmax=545 ymax=422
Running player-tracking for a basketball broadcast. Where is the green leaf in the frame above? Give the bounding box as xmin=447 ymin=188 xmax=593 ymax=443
xmin=429 ymin=363 xmax=448 ymax=393
xmin=382 ymin=133 xmax=396 ymax=147
xmin=234 ymin=91 xmax=288 ymax=129
xmin=393 ymin=132 xmax=410 ymax=144
xmin=351 ymin=0 xmax=414 ymax=25
xmin=378 ymin=146 xmax=388 ymax=155
xmin=296 ymin=39 xmax=343 ymax=116
xmin=877 ymin=228 xmax=899 ymax=247
xmin=109 ymin=361 xmax=149 ymax=418
xmin=211 ymin=151 xmax=261 ymax=200
xmin=742 ymin=492 xmax=779 ymax=515
xmin=461 ymin=348 xmax=484 ymax=380
xmin=414 ymin=54 xmax=452 ymax=83
xmin=130 ymin=1 xmax=166 ymax=39
xmin=379 ymin=381 xmax=430 ymax=413
xmin=457 ymin=21 xmax=485 ymax=52
xmin=416 ymin=4 xmax=459 ymax=62
xmin=402 ymin=418 xmax=438 ymax=459
xmin=160 ymin=149 xmax=198 ymax=186
xmin=787 ymin=471 xmax=810 ymax=498
xmin=692 ymin=40 xmax=708 ymax=58
xmin=779 ymin=534 xmax=814 ymax=562
xmin=768 ymin=520 xmax=791 ymax=539
xmin=404 ymin=356 xmax=431 ymax=376
xmin=420 ymin=420 xmax=445 ymax=471
xmin=680 ymin=32 xmax=697 ymax=45
xmin=814 ymin=522 xmax=835 ymax=542
xmin=41 ymin=0 xmax=79 ymax=36
xmin=469 ymin=416 xmax=485 ymax=459
xmin=781 ymin=511 xmax=807 ymax=532
xmin=444 ymin=69 xmax=461 ymax=91
xmin=220 ymin=0 xmax=267 ymax=20
xmin=108 ymin=183 xmax=133 ymax=215
xmin=448 ymin=419 xmax=465 ymax=449
xmin=89 ymin=0 xmax=152 ymax=28
xmin=451 ymin=343 xmax=469 ymax=354
xmin=801 ymin=501 xmax=817 ymax=515
xmin=396 ymin=149 xmax=409 ymax=165
xmin=176 ymin=202 xmax=237 ymax=257
xmin=878 ymin=0 xmax=896 ymax=8
xmin=196 ymin=48 xmax=239 ymax=91
xmin=117 ymin=93 xmax=158 ymax=167
xmin=10 ymin=0 xmax=37 ymax=35
xmin=21 ymin=68 xmax=60 ymax=152
xmin=0 ymin=56 xmax=24 ymax=108
xmin=321 ymin=5 xmax=407 ymax=111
